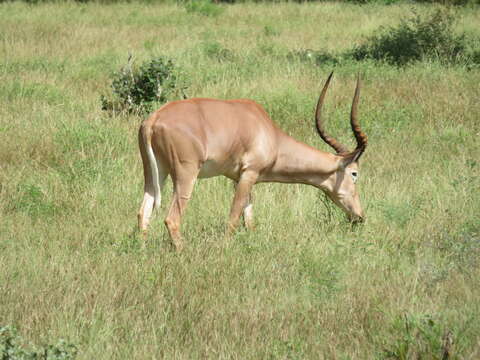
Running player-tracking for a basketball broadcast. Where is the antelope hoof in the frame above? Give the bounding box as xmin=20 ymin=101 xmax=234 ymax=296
xmin=349 ymin=214 xmax=365 ymax=224
xmin=171 ymin=239 xmax=184 ymax=252
xmin=226 ymin=222 xmax=239 ymax=238
xmin=244 ymin=219 xmax=255 ymax=230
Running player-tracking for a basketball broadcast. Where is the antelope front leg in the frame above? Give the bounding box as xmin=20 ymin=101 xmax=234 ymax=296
xmin=228 ymin=171 xmax=258 ymax=235
xmin=243 ymin=192 xmax=254 ymax=230
xmin=233 ymin=182 xmax=255 ymax=230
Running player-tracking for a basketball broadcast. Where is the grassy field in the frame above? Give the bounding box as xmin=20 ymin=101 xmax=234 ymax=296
xmin=1 ymin=1 xmax=479 ymax=359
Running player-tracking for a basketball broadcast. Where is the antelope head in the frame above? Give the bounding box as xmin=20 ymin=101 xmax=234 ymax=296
xmin=315 ymin=72 xmax=368 ymax=223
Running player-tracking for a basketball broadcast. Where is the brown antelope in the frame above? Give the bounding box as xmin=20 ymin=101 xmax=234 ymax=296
xmin=138 ymin=72 xmax=367 ymax=251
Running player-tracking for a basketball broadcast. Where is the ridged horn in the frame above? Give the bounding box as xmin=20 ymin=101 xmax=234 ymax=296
xmin=315 ymin=72 xmax=349 ymax=154
xmin=350 ymin=74 xmax=368 ymax=157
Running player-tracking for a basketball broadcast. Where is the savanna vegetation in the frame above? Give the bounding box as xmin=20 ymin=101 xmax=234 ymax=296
xmin=1 ymin=1 xmax=479 ymax=359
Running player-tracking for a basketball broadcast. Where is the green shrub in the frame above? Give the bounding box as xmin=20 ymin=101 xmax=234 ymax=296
xmin=184 ymin=0 xmax=224 ymax=17
xmin=341 ymin=0 xmax=398 ymax=4
xmin=0 ymin=326 xmax=77 ymax=360
xmin=101 ymin=55 xmax=187 ymax=115
xmin=351 ymin=9 xmax=472 ymax=66
xmin=289 ymin=9 xmax=479 ymax=68
xmin=189 ymin=0 xmax=478 ymax=3
xmin=380 ymin=314 xmax=452 ymax=360
xmin=413 ymin=0 xmax=480 ymax=5
xmin=263 ymin=25 xmax=280 ymax=37
xmin=202 ymin=41 xmax=235 ymax=62
xmin=12 ymin=183 xmax=57 ymax=219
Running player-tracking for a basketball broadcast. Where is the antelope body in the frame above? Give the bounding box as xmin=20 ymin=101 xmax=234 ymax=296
xmin=138 ymin=73 xmax=368 ymax=251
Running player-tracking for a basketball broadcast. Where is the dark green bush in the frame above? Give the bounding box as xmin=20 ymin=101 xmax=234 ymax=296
xmin=351 ymin=9 xmax=472 ymax=66
xmin=380 ymin=314 xmax=452 ymax=360
xmin=413 ymin=0 xmax=480 ymax=5
xmin=183 ymin=0 xmax=224 ymax=16
xmin=288 ymin=9 xmax=479 ymax=68
xmin=341 ymin=0 xmax=398 ymax=4
xmin=101 ymin=55 xmax=187 ymax=115
xmin=202 ymin=41 xmax=235 ymax=62
xmin=2 ymin=0 xmax=479 ymax=4
xmin=0 ymin=326 xmax=78 ymax=360
xmin=199 ymin=0 xmax=479 ymax=3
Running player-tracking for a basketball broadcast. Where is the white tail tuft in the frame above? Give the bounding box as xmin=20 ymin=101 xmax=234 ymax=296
xmin=145 ymin=138 xmax=161 ymax=210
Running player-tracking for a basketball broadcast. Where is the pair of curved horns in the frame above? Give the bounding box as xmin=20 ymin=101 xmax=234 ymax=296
xmin=315 ymin=72 xmax=368 ymax=158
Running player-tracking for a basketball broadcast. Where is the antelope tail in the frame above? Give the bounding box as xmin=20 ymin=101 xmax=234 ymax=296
xmin=142 ymin=125 xmax=161 ymax=209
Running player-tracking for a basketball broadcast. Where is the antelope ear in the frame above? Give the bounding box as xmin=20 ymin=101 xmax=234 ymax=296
xmin=339 ymin=148 xmax=364 ymax=169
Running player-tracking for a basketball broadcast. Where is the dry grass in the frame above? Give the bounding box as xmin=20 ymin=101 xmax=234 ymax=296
xmin=1 ymin=1 xmax=479 ymax=359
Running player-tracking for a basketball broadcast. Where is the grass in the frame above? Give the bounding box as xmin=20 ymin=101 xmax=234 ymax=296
xmin=1 ymin=1 xmax=479 ymax=359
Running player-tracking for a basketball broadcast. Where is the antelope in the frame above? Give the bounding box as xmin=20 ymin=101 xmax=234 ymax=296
xmin=137 ymin=72 xmax=367 ymax=251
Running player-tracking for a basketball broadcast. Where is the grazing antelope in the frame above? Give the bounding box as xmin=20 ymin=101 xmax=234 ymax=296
xmin=138 ymin=72 xmax=367 ymax=251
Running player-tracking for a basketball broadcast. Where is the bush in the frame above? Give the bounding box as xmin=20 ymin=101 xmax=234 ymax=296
xmin=413 ymin=0 xmax=480 ymax=5
xmin=380 ymin=314 xmax=453 ymax=360
xmin=0 ymin=326 xmax=78 ymax=360
xmin=289 ymin=9 xmax=479 ymax=69
xmin=183 ymin=0 xmax=224 ymax=17
xmin=202 ymin=41 xmax=235 ymax=62
xmin=101 ymin=55 xmax=187 ymax=115
xmin=351 ymin=9 xmax=472 ymax=66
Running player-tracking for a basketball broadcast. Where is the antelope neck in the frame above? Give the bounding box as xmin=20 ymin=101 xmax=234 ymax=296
xmin=263 ymin=134 xmax=339 ymax=187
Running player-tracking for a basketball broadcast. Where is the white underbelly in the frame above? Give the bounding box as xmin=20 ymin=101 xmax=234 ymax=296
xmin=198 ymin=159 xmax=240 ymax=179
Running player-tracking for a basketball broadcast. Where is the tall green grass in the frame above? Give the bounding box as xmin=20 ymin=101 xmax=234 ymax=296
xmin=1 ymin=2 xmax=479 ymax=359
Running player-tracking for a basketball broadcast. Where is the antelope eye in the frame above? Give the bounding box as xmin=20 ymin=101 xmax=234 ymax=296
xmin=351 ymin=172 xmax=358 ymax=182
